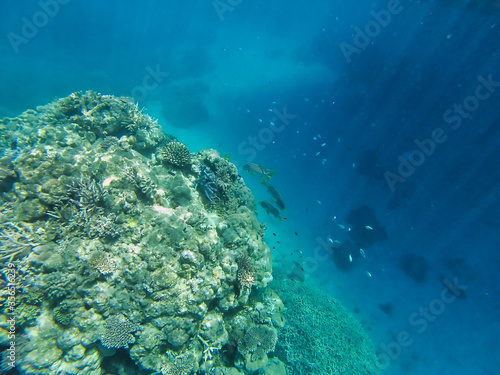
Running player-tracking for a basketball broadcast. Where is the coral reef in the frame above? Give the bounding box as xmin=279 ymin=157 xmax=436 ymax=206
xmin=0 ymin=92 xmax=282 ymax=374
xmin=0 ymin=91 xmax=379 ymax=375
xmin=272 ymin=279 xmax=380 ymax=375
xmin=101 ymin=315 xmax=138 ymax=349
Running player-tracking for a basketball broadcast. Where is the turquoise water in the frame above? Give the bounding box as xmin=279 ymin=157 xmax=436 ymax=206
xmin=1 ymin=1 xmax=500 ymax=374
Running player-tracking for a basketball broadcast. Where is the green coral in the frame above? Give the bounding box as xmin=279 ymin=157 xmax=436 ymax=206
xmin=272 ymin=280 xmax=380 ymax=375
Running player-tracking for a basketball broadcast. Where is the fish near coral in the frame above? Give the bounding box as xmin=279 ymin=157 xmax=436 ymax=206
xmin=243 ymin=163 xmax=274 ymax=180
xmin=261 ymin=180 xmax=285 ymax=211
xmin=259 ymin=201 xmax=284 ymax=220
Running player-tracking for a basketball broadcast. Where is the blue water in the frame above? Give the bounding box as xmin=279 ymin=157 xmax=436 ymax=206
xmin=1 ymin=0 xmax=500 ymax=374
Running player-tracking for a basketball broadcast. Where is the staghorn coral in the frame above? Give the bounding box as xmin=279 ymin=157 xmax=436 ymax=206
xmin=0 ymin=222 xmax=39 ymax=262
xmin=158 ymin=141 xmax=191 ymax=168
xmin=67 ymin=175 xmax=107 ymax=219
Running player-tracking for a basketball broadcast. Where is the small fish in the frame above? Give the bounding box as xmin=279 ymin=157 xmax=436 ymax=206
xmin=348 ymin=254 xmax=353 ymax=262
xmin=333 ymin=240 xmax=341 ymax=244
xmin=272 ymin=233 xmax=276 ymax=236
xmin=317 ymin=200 xmax=321 ymax=204
xmin=365 ymin=226 xmax=373 ymax=230
xmin=328 ymin=237 xmax=333 ymax=243
xmin=294 ymin=232 xmax=298 ymax=236
xmin=294 ymin=249 xmax=302 ymax=254
xmin=366 ymin=271 xmax=372 ymax=277
xmin=360 ymin=249 xmax=366 ymax=258
xmin=321 ymin=143 xmax=326 ymax=147
xmin=277 ymin=241 xmax=280 ymax=244
xmin=338 ymin=224 xmax=345 ymax=229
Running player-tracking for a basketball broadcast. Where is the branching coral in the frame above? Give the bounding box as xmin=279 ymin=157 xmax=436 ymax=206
xmin=0 ymin=222 xmax=39 ymax=262
xmin=67 ymin=175 xmax=107 ymax=219
xmin=158 ymin=141 xmax=191 ymax=167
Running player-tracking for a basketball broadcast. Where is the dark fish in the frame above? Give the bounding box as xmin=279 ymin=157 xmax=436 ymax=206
xmin=259 ymin=201 xmax=283 ymax=220
xmin=294 ymin=232 xmax=298 ymax=236
xmin=261 ymin=180 xmax=286 ymax=210
xmin=243 ymin=163 xmax=274 ymax=179
xmin=272 ymin=233 xmax=276 ymax=236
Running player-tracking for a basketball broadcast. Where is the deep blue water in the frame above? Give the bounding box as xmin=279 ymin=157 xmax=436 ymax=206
xmin=1 ymin=0 xmax=500 ymax=374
